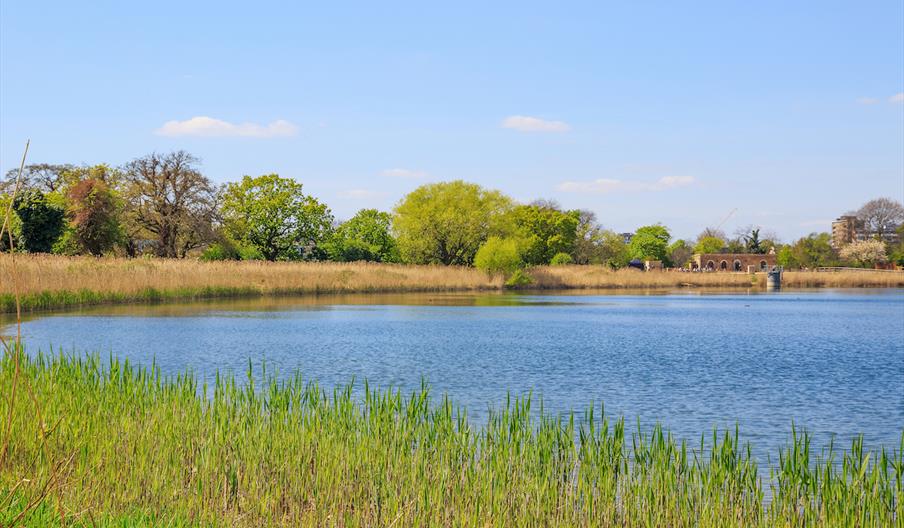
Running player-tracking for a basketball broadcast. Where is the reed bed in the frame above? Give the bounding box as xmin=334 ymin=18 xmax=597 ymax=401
xmin=2 ymin=255 xmax=902 ymax=313
xmin=1 ymin=352 xmax=901 ymax=527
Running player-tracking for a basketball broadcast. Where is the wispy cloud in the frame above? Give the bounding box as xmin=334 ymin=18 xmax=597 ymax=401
xmin=501 ymin=115 xmax=570 ymax=133
xmin=381 ymin=168 xmax=428 ymax=179
xmin=338 ymin=189 xmax=389 ymax=199
xmin=155 ymin=116 xmax=298 ymax=138
xmin=890 ymin=93 xmax=904 ymax=104
xmin=856 ymin=97 xmax=879 ymax=105
xmin=556 ymin=176 xmax=696 ymax=194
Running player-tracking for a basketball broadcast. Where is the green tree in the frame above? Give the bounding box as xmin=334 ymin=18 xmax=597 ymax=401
xmin=628 ymin=224 xmax=671 ymax=262
xmin=327 ymin=209 xmax=399 ymax=262
xmin=509 ymin=204 xmax=580 ymax=265
xmin=550 ymin=252 xmax=573 ymax=265
xmin=13 ymin=189 xmax=65 ymax=253
xmin=474 ymin=236 xmax=522 ymax=276
xmin=66 ymin=178 xmax=122 ymax=255
xmin=221 ymin=174 xmax=333 ymax=261
xmin=694 ymin=236 xmax=725 ymax=254
xmin=393 ymin=180 xmax=514 ymax=265
xmin=779 ymin=233 xmax=836 ymax=269
xmin=600 ymin=230 xmax=630 ymax=269
xmin=0 ymin=194 xmax=22 ymax=251
xmin=572 ymin=210 xmax=605 ymax=264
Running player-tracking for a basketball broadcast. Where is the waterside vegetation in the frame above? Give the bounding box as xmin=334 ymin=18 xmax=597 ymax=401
xmin=1 ymin=352 xmax=901 ymax=527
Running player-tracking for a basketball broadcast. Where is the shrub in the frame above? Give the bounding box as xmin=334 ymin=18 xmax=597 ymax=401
xmin=474 ymin=236 xmax=522 ymax=276
xmin=505 ymin=269 xmax=533 ymax=288
xmin=200 ymin=243 xmax=239 ymax=262
xmin=549 ymin=252 xmax=573 ymax=265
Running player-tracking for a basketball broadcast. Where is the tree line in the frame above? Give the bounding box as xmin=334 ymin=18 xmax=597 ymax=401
xmin=2 ymin=151 xmax=902 ymax=275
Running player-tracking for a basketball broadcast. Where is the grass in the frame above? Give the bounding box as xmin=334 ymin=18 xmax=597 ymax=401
xmin=2 ymin=255 xmax=903 ymax=313
xmin=1 ymin=351 xmax=901 ymax=527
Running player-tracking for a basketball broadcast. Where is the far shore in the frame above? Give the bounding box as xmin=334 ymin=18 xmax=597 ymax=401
xmin=1 ymin=254 xmax=902 ymax=313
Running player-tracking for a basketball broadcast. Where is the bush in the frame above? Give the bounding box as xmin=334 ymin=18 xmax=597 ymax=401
xmin=549 ymin=252 xmax=573 ymax=265
xmin=505 ymin=269 xmax=533 ymax=288
xmin=200 ymin=243 xmax=239 ymax=262
xmin=474 ymin=237 xmax=522 ymax=276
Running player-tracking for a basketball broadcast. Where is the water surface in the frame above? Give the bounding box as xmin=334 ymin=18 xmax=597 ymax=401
xmin=6 ymin=288 xmax=903 ymax=461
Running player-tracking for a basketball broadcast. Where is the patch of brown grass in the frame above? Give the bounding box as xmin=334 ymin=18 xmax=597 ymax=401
xmin=527 ymin=265 xmax=761 ymax=289
xmin=783 ymin=270 xmax=904 ymax=288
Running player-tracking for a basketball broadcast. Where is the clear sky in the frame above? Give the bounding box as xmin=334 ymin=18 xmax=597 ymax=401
xmin=2 ymin=1 xmax=902 ymax=241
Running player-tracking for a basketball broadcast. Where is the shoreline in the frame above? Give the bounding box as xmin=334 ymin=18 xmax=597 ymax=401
xmin=2 ymin=255 xmax=902 ymax=313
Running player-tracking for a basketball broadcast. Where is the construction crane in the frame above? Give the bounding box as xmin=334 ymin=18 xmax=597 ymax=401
xmin=714 ymin=208 xmax=737 ymax=232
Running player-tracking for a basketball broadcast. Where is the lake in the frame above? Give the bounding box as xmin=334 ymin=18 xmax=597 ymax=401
xmin=5 ymin=288 xmax=903 ymax=461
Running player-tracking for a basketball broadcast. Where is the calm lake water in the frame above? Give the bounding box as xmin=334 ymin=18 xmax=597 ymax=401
xmin=5 ymin=288 xmax=904 ymax=460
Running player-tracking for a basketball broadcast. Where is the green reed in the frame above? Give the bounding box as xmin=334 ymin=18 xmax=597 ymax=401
xmin=1 ymin=351 xmax=901 ymax=527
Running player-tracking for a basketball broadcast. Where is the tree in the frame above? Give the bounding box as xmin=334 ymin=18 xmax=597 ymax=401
xmin=1 ymin=163 xmax=74 ymax=194
xmin=123 ymin=151 xmax=218 ymax=258
xmin=13 ymin=189 xmax=65 ymax=253
xmin=739 ymin=227 xmax=765 ymax=254
xmin=694 ymin=236 xmax=725 ymax=254
xmin=509 ymin=204 xmax=580 ymax=265
xmin=474 ymin=236 xmax=522 ymax=276
xmin=66 ymin=178 xmax=122 ymax=255
xmin=856 ymin=198 xmax=904 ymax=238
xmin=599 ymin=230 xmax=630 ymax=268
xmin=221 ymin=174 xmax=333 ymax=261
xmin=628 ymin=224 xmax=671 ymax=262
xmin=888 ymin=225 xmax=904 ymax=266
xmin=667 ymin=239 xmax=693 ymax=268
xmin=778 ymin=233 xmax=837 ymax=269
xmin=697 ymin=227 xmax=727 ymax=242
xmin=327 ymin=209 xmax=398 ymax=262
xmin=572 ymin=210 xmax=606 ymax=264
xmin=393 ymin=180 xmax=514 ymax=265
xmin=839 ymin=239 xmax=887 ymax=267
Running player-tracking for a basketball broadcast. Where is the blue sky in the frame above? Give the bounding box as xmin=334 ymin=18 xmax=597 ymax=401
xmin=2 ymin=1 xmax=902 ymax=241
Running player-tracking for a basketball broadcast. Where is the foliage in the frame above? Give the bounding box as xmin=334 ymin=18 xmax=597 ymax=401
xmin=888 ymin=225 xmax=904 ymax=265
xmin=571 ymin=210 xmax=605 ymax=264
xmin=326 ymin=209 xmax=398 ymax=262
xmin=474 ymin=236 xmax=522 ymax=276
xmin=839 ymin=239 xmax=887 ymax=266
xmin=0 ymin=194 xmax=22 ymax=251
xmin=200 ymin=242 xmax=240 ymax=261
xmin=2 ymin=353 xmax=901 ymax=526
xmin=694 ymin=236 xmax=725 ymax=254
xmin=66 ymin=178 xmax=122 ymax=255
xmin=667 ymin=239 xmax=693 ymax=267
xmin=600 ymin=230 xmax=630 ymax=269
xmin=856 ymin=197 xmax=904 ymax=237
xmin=776 ymin=233 xmax=837 ymax=269
xmin=393 ymin=180 xmax=514 ymax=265
xmin=550 ymin=252 xmax=573 ymax=265
xmin=12 ymin=189 xmax=65 ymax=253
xmin=123 ymin=151 xmax=218 ymax=258
xmin=627 ymin=224 xmax=671 ymax=263
xmin=509 ymin=204 xmax=579 ymax=265
xmin=1 ymin=163 xmax=74 ymax=194
xmin=504 ymin=268 xmax=534 ymax=287
xmin=742 ymin=228 xmax=765 ymax=254
xmin=221 ymin=174 xmax=334 ymax=261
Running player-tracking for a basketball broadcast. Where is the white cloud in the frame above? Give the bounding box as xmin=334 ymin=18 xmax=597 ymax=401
xmin=890 ymin=93 xmax=904 ymax=104
xmin=501 ymin=115 xmax=570 ymax=133
xmin=856 ymin=97 xmax=879 ymax=105
xmin=381 ymin=168 xmax=428 ymax=179
xmin=338 ymin=189 xmax=389 ymax=199
xmin=155 ymin=116 xmax=298 ymax=138
xmin=557 ymin=176 xmax=696 ymax=194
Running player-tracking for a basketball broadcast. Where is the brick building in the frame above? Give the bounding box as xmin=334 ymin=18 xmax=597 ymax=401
xmin=690 ymin=253 xmax=777 ymax=272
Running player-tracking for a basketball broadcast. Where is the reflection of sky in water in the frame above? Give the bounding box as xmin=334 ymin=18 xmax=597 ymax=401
xmin=7 ymin=289 xmax=904 ymax=464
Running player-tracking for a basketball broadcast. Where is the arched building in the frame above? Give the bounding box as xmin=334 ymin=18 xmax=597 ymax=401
xmin=690 ymin=253 xmax=777 ymax=272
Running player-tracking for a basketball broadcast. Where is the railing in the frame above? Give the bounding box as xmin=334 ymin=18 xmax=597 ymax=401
xmin=815 ymin=266 xmax=904 ymax=273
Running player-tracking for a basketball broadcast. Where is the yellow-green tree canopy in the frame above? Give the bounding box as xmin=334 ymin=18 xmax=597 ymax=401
xmin=393 ymin=180 xmax=514 ymax=265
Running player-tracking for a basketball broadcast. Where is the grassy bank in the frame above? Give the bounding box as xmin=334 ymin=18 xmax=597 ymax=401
xmin=2 ymin=255 xmax=903 ymax=313
xmin=1 ymin=352 xmax=901 ymax=526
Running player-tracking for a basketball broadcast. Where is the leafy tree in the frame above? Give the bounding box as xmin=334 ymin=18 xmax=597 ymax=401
xmin=599 ymin=230 xmax=630 ymax=269
xmin=888 ymin=225 xmax=904 ymax=266
xmin=0 ymin=194 xmax=22 ymax=251
xmin=124 ymin=151 xmax=218 ymax=258
xmin=742 ymin=228 xmax=765 ymax=254
xmin=839 ymin=239 xmax=887 ymax=267
xmin=694 ymin=236 xmax=725 ymax=254
xmin=856 ymin=197 xmax=904 ymax=238
xmin=628 ymin=224 xmax=671 ymax=262
xmin=13 ymin=189 xmax=65 ymax=253
xmin=221 ymin=174 xmax=333 ymax=261
xmin=550 ymin=252 xmax=573 ymax=265
xmin=66 ymin=178 xmax=122 ymax=255
xmin=327 ymin=209 xmax=398 ymax=262
xmin=1 ymin=163 xmax=75 ymax=194
xmin=778 ymin=233 xmax=837 ymax=269
xmin=667 ymin=239 xmax=693 ymax=268
xmin=474 ymin=236 xmax=522 ymax=276
xmin=393 ymin=180 xmax=514 ymax=265
xmin=572 ymin=210 xmax=606 ymax=264
xmin=509 ymin=204 xmax=579 ymax=265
